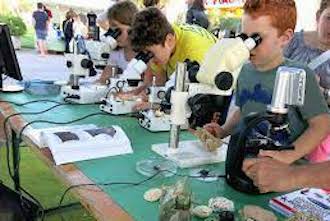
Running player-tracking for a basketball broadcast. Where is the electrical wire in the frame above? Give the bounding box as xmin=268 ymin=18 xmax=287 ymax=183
xmin=57 ymin=168 xmax=226 ymax=208
xmin=1 ymin=103 xmax=108 ymax=221
xmin=105 ymin=86 xmax=119 ymax=99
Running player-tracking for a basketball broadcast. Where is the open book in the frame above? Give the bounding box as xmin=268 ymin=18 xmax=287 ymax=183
xmin=269 ymin=188 xmax=330 ymax=220
xmin=40 ymin=125 xmax=133 ymax=165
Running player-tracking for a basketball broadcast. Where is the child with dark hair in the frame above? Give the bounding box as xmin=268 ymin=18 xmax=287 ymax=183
xmin=127 ymin=6 xmax=217 ymax=110
xmin=98 ymin=0 xmax=139 ymax=84
xmin=143 ymin=0 xmax=160 ymax=7
xmin=205 ymin=0 xmax=330 ymax=165
xmin=130 ymin=7 xmax=216 ymax=78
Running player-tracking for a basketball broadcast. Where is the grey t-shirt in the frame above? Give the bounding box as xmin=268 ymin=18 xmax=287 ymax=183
xmin=284 ymin=31 xmax=330 ymax=89
xmin=235 ymin=59 xmax=329 ymax=141
xmin=33 ymin=10 xmax=48 ymax=31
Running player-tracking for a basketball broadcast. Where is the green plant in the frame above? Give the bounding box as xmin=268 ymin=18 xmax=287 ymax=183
xmin=0 ymin=14 xmax=27 ymax=36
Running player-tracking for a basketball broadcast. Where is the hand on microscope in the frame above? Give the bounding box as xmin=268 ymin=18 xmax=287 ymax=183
xmin=257 ymin=149 xmax=300 ymax=165
xmin=242 ymin=157 xmax=297 ymax=193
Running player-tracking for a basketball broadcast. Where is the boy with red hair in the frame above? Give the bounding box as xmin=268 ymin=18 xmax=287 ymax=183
xmin=205 ymin=0 xmax=330 ymax=165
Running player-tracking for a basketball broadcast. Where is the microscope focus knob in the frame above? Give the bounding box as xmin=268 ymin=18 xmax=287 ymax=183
xmin=66 ymin=61 xmax=73 ymax=68
xmin=101 ymin=53 xmax=110 ymax=59
xmin=81 ymin=59 xmax=93 ymax=69
xmin=214 ymin=71 xmax=233 ymax=91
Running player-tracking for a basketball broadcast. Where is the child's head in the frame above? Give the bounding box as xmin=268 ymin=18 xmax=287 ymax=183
xmin=242 ymin=0 xmax=296 ymax=70
xmin=316 ymin=0 xmax=330 ymax=46
xmin=107 ymin=0 xmax=139 ymax=48
xmin=130 ymin=7 xmax=175 ymax=64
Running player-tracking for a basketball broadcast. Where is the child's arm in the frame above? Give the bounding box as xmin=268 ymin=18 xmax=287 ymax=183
xmin=97 ymin=65 xmax=113 ymax=84
xmin=260 ymin=113 xmax=330 ymax=164
xmin=204 ymin=108 xmax=241 ymax=139
xmin=243 ymin=157 xmax=330 ymax=193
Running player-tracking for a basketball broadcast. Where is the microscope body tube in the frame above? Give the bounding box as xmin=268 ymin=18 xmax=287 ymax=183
xmin=169 ymin=63 xmax=187 ymax=149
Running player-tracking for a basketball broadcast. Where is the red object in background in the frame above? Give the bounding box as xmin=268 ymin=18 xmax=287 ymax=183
xmin=45 ymin=8 xmax=52 ymax=19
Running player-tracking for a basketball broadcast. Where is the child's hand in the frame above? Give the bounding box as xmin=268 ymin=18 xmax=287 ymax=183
xmin=203 ymin=123 xmax=226 ymax=139
xmin=258 ymin=150 xmax=299 ymax=164
xmin=242 ymin=157 xmax=296 ymax=193
xmin=133 ymin=101 xmax=151 ymax=111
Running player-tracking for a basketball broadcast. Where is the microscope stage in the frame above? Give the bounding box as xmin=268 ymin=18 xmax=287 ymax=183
xmin=100 ymin=98 xmax=139 ymax=115
xmin=61 ymin=84 xmax=108 ymax=104
xmin=138 ymin=110 xmax=189 ymax=132
xmin=151 ymin=139 xmax=228 ymax=168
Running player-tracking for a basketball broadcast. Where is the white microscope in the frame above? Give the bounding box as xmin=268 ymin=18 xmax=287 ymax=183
xmin=99 ymin=51 xmax=154 ymax=115
xmin=60 ymin=28 xmax=121 ymax=104
xmin=85 ymin=27 xmax=121 ymax=70
xmin=137 ymin=76 xmax=172 ymax=132
xmin=151 ymin=33 xmax=263 ymax=168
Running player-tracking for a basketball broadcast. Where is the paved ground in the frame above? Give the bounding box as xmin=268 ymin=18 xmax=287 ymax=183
xmin=16 ymin=49 xmax=70 ymax=82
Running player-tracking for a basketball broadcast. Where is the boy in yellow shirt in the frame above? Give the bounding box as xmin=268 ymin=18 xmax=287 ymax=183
xmin=129 ymin=7 xmax=216 ymax=80
xmin=128 ymin=7 xmax=218 ymax=112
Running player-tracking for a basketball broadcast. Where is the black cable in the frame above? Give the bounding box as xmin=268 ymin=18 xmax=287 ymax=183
xmin=57 ymin=168 xmax=226 ymax=208
xmin=17 ymin=112 xmax=109 ymax=141
xmin=105 ymin=86 xmax=119 ymax=99
xmin=3 ymin=103 xmax=103 ymax=180
xmin=58 ymin=169 xmax=163 ymax=207
xmin=0 ymin=99 xmax=63 ymax=107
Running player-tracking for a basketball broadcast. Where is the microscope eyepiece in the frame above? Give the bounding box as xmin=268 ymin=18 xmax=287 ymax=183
xmin=250 ymin=33 xmax=262 ymax=46
xmin=104 ymin=28 xmax=121 ymax=39
xmin=135 ymin=51 xmax=154 ymax=64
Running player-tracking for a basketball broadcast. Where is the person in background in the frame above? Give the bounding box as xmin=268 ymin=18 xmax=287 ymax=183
xmin=72 ymin=13 xmax=88 ymax=38
xmin=285 ymin=0 xmax=330 ymax=105
xmin=43 ymin=4 xmax=53 ymax=21
xmin=62 ymin=10 xmax=75 ymax=53
xmin=32 ymin=2 xmax=49 ymax=57
xmin=143 ymin=0 xmax=161 ymax=8
xmin=186 ymin=0 xmax=210 ymax=29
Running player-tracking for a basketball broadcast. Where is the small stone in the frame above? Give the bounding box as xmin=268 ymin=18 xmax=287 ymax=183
xmin=208 ymin=197 xmax=234 ymax=212
xmin=143 ymin=188 xmax=163 ymax=202
xmin=191 ymin=205 xmax=213 ymax=218
xmin=241 ymin=205 xmax=277 ymax=221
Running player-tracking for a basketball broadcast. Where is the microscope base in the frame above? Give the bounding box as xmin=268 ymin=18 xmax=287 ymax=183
xmin=61 ymin=84 xmax=108 ymax=104
xmin=99 ymin=98 xmax=138 ymax=115
xmin=138 ymin=110 xmax=189 ymax=132
xmin=151 ymin=140 xmax=228 ymax=168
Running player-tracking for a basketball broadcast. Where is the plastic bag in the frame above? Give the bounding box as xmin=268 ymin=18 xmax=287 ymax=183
xmin=24 ymin=80 xmax=60 ymax=96
xmin=159 ymin=178 xmax=192 ymax=221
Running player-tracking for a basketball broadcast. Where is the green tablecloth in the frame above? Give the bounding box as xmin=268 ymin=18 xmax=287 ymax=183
xmin=0 ymin=92 xmax=284 ymax=221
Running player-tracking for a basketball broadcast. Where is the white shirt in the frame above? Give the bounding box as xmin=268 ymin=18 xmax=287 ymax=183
xmin=108 ymin=49 xmax=129 ymax=71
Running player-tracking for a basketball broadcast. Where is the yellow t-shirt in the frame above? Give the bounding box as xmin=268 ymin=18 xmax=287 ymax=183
xmin=166 ymin=24 xmax=217 ymax=77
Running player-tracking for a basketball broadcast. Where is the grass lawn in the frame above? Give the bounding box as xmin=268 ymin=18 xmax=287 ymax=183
xmin=0 ymin=145 xmax=96 ymax=221
xmin=21 ymin=27 xmax=35 ymax=49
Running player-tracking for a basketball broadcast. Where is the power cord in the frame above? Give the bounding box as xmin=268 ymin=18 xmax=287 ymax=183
xmin=58 ymin=167 xmax=226 ymax=209
xmin=2 ymin=109 xmax=110 ymax=221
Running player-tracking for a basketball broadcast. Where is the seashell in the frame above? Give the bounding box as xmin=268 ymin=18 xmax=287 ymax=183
xmin=208 ymin=197 xmax=234 ymax=212
xmin=191 ymin=205 xmax=213 ymax=218
xmin=143 ymin=188 xmax=163 ymax=202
